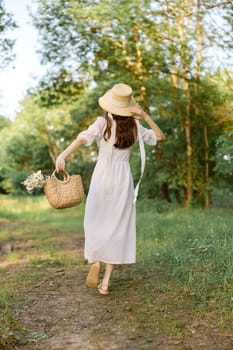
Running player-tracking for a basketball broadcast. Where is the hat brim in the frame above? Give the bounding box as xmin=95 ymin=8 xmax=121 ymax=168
xmin=98 ymin=89 xmax=137 ymax=117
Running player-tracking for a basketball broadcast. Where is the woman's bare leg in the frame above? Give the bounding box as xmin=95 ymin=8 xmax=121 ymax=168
xmin=100 ymin=263 xmax=114 ymax=292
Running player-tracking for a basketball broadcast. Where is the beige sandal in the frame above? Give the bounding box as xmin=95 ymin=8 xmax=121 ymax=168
xmin=98 ymin=283 xmax=109 ymax=295
xmin=86 ymin=264 xmax=100 ymax=288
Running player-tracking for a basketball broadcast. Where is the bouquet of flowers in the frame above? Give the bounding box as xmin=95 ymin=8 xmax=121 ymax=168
xmin=22 ymin=170 xmax=49 ymax=194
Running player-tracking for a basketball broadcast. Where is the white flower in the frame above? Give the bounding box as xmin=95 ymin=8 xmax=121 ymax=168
xmin=22 ymin=170 xmax=49 ymax=193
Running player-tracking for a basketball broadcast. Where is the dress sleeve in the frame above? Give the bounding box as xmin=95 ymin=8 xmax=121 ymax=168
xmin=77 ymin=117 xmax=106 ymax=146
xmin=139 ymin=124 xmax=157 ymax=146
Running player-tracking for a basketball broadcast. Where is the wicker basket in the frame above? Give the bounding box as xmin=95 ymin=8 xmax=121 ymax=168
xmin=44 ymin=170 xmax=84 ymax=209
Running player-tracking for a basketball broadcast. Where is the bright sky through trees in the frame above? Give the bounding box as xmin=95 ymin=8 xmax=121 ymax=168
xmin=0 ymin=0 xmax=46 ymax=118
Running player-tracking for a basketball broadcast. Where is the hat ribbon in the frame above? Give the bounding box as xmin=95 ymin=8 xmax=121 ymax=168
xmin=133 ymin=120 xmax=146 ymax=204
xmin=110 ymin=96 xmax=131 ymax=107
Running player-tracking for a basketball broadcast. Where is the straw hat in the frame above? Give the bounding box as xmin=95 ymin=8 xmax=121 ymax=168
xmin=98 ymin=83 xmax=137 ymax=117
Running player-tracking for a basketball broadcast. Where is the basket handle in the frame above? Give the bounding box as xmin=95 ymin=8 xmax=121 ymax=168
xmin=51 ymin=170 xmax=71 ymax=183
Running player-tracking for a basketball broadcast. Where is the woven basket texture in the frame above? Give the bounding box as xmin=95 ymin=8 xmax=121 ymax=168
xmin=44 ymin=172 xmax=84 ymax=209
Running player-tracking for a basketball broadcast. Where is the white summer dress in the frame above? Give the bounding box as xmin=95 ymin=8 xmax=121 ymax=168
xmin=77 ymin=116 xmax=157 ymax=264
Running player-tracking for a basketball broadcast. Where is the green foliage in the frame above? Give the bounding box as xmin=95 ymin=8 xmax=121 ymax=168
xmin=1 ymin=0 xmax=232 ymax=206
xmin=0 ymin=88 xmax=102 ymax=194
xmin=28 ymin=0 xmax=232 ymax=206
xmin=32 ymin=69 xmax=85 ymax=108
xmin=0 ymin=0 xmax=17 ymax=68
xmin=1 ymin=132 xmax=52 ymax=194
xmin=0 ymin=115 xmax=11 ymax=129
xmin=215 ymin=130 xmax=233 ymax=177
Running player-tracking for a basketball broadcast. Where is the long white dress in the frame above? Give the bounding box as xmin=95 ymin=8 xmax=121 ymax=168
xmin=77 ymin=116 xmax=157 ymax=264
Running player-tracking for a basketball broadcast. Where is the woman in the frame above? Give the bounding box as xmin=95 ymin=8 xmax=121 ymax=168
xmin=56 ymin=83 xmax=165 ymax=295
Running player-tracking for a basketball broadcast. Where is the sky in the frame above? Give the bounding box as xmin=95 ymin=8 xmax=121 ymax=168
xmin=0 ymin=0 xmax=46 ymax=119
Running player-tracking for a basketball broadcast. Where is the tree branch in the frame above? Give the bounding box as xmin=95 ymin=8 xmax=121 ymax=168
xmin=203 ymin=1 xmax=233 ymax=10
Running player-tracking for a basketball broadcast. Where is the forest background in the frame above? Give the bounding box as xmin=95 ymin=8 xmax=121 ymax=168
xmin=0 ymin=0 xmax=233 ymax=209
xmin=0 ymin=1 xmax=233 ymax=348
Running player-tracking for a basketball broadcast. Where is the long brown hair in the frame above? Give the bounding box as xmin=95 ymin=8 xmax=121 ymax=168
xmin=103 ymin=112 xmax=137 ymax=149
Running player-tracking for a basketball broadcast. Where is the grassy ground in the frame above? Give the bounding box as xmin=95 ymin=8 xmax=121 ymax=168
xmin=137 ymin=200 xmax=233 ymax=319
xmin=0 ymin=195 xmax=233 ymax=349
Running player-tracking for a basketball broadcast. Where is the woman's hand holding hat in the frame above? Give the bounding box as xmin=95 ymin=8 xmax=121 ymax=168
xmin=130 ymin=105 xmax=166 ymax=141
xmin=130 ymin=105 xmax=150 ymax=121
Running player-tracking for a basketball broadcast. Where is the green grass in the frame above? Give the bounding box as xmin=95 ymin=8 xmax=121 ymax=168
xmin=0 ymin=195 xmax=233 ymax=348
xmin=0 ymin=195 xmax=84 ymax=231
xmin=136 ymin=199 xmax=233 ymax=320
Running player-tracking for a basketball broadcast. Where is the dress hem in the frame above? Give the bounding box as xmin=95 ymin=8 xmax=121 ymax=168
xmin=86 ymin=257 xmax=136 ymax=265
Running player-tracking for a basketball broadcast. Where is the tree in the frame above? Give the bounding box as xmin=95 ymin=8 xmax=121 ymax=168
xmin=0 ymin=115 xmax=10 ymax=129
xmin=25 ymin=0 xmax=233 ymax=206
xmin=0 ymin=0 xmax=16 ymax=69
xmin=0 ymin=115 xmax=11 ymax=193
xmin=0 ymin=88 xmax=101 ymax=194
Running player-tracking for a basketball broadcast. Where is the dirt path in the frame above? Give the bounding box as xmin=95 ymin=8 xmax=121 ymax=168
xmin=12 ymin=238 xmax=233 ymax=350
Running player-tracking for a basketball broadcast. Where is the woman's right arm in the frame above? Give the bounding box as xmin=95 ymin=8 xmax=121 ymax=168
xmin=141 ymin=113 xmax=166 ymax=142
xmin=130 ymin=106 xmax=166 ymax=142
xmin=55 ymin=136 xmax=87 ymax=173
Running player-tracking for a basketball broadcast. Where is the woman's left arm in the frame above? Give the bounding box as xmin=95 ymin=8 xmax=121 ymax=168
xmin=56 ymin=137 xmax=87 ymax=173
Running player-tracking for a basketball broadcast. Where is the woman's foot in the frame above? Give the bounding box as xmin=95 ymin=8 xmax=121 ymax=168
xmin=98 ymin=282 xmax=109 ymax=295
xmin=97 ymin=263 xmax=113 ymax=294
xmin=86 ymin=263 xmax=100 ymax=288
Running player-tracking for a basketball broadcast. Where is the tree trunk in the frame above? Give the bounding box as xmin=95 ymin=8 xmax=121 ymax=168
xmin=203 ymin=124 xmax=210 ymax=208
xmin=162 ymin=182 xmax=171 ymax=202
xmin=177 ymin=0 xmax=193 ymax=208
xmin=164 ymin=1 xmax=186 ymax=205
xmin=194 ymin=0 xmax=210 ymax=208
